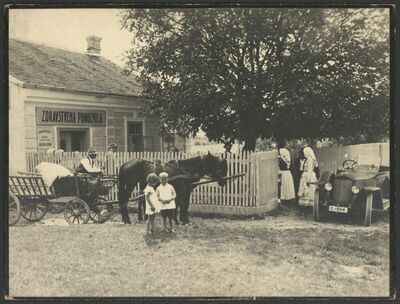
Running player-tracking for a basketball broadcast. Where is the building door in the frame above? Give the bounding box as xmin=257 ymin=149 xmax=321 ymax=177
xmin=59 ymin=129 xmax=89 ymax=152
xmin=162 ymin=135 xmax=175 ymax=151
xmin=127 ymin=121 xmax=144 ymax=152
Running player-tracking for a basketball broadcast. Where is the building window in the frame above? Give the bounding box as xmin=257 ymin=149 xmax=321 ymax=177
xmin=162 ymin=135 xmax=176 ymax=152
xmin=127 ymin=121 xmax=144 ymax=152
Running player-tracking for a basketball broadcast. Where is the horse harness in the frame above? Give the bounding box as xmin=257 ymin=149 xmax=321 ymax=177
xmin=141 ymin=156 xmax=210 ymax=182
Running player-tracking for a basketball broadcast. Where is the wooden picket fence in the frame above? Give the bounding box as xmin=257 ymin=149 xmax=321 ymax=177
xmin=24 ymin=142 xmax=388 ymax=214
xmin=25 ymin=150 xmax=279 ymax=212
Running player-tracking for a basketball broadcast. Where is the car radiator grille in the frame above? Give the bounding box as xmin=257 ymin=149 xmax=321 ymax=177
xmin=332 ymin=179 xmax=353 ymax=203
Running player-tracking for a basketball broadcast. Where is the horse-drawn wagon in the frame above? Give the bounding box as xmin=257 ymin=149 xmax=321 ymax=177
xmin=8 ymin=173 xmax=119 ymax=225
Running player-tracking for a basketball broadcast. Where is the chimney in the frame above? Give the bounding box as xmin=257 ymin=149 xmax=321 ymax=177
xmin=86 ymin=35 xmax=102 ymax=56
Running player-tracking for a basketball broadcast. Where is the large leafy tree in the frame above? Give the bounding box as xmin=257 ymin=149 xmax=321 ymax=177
xmin=121 ymin=8 xmax=389 ymax=150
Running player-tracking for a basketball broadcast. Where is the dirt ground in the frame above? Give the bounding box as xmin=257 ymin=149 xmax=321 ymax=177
xmin=8 ymin=204 xmax=390 ymax=298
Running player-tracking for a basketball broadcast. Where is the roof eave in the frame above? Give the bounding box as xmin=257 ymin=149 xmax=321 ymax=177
xmin=9 ymin=75 xmax=24 ymax=87
xmin=21 ymin=82 xmax=145 ymax=99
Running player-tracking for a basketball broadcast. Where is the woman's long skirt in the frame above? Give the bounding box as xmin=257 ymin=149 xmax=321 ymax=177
xmin=279 ymin=170 xmax=296 ymax=200
xmin=298 ymin=171 xmax=317 ymax=207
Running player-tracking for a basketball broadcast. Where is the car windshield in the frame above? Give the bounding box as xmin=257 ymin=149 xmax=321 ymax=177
xmin=357 ymin=155 xmax=380 ymax=172
xmin=356 ymin=164 xmax=379 ymax=172
xmin=343 ymin=155 xmax=380 ymax=172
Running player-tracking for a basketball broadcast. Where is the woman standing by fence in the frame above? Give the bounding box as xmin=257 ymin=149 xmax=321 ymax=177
xmin=278 ymin=148 xmax=295 ymax=203
xmin=297 ymin=147 xmax=318 ymax=207
xmin=292 ymin=148 xmax=305 ymax=201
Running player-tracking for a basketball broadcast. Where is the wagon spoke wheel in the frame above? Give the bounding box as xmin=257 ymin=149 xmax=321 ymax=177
xmin=21 ymin=199 xmax=48 ymax=222
xmin=9 ymin=192 xmax=21 ymax=226
xmin=89 ymin=197 xmax=112 ymax=224
xmin=64 ymin=198 xmax=91 ymax=225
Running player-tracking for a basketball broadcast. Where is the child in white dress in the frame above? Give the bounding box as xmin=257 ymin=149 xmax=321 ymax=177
xmin=144 ymin=173 xmax=160 ymax=235
xmin=156 ymin=172 xmax=177 ymax=233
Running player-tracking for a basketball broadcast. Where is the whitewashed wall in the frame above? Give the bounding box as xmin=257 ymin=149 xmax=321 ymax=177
xmin=9 ymin=81 xmax=27 ymax=174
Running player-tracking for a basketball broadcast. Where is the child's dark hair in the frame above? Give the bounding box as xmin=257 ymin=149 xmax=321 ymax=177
xmin=146 ymin=173 xmax=159 ymax=185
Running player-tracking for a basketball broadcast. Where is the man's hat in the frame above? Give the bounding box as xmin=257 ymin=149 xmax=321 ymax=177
xmin=87 ymin=147 xmax=97 ymax=155
xmin=109 ymin=143 xmax=118 ymax=149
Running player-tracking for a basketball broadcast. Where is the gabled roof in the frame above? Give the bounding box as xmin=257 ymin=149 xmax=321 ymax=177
xmin=9 ymin=38 xmax=142 ymax=97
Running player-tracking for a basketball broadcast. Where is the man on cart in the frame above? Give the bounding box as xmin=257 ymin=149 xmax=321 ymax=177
xmin=75 ymin=147 xmax=103 ymax=196
xmin=75 ymin=147 xmax=103 ymax=175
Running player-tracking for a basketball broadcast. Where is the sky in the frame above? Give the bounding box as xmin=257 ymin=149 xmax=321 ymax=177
xmin=9 ymin=9 xmax=133 ymax=67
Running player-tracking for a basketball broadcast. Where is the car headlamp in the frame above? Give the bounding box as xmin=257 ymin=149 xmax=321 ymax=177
xmin=351 ymin=186 xmax=360 ymax=194
xmin=324 ymin=183 xmax=333 ymax=191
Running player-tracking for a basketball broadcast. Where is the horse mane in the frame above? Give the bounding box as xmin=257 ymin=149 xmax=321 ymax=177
xmin=172 ymin=156 xmax=203 ymax=165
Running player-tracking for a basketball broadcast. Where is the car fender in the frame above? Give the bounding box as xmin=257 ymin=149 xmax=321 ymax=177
xmin=361 ymin=186 xmax=383 ymax=210
xmin=319 ymin=171 xmax=334 ymax=184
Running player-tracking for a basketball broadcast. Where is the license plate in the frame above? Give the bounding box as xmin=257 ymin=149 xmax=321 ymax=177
xmin=328 ymin=206 xmax=348 ymax=213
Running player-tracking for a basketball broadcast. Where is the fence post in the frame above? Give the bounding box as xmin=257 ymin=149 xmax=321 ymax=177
xmin=250 ymin=152 xmax=259 ymax=207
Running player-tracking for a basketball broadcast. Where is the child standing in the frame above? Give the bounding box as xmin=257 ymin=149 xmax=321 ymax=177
xmin=156 ymin=172 xmax=177 ymax=233
xmin=144 ymin=173 xmax=160 ymax=235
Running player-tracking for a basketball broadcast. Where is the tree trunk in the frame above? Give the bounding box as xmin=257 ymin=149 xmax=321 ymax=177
xmin=275 ymin=137 xmax=285 ymax=149
xmin=223 ymin=141 xmax=233 ymax=153
xmin=307 ymin=137 xmax=317 ymax=148
xmin=243 ymin=135 xmax=257 ymax=151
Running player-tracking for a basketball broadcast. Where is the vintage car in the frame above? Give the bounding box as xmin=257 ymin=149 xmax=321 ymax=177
xmin=313 ymin=157 xmax=390 ymax=226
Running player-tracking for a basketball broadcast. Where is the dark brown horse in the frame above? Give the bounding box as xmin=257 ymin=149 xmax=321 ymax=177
xmin=118 ymin=152 xmax=228 ymax=224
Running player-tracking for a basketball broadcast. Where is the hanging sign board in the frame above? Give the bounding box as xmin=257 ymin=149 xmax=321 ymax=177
xmin=37 ymin=127 xmax=54 ymax=151
xmin=36 ymin=107 xmax=106 ymax=126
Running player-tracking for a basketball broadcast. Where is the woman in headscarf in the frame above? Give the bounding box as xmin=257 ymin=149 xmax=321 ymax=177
xmin=292 ymin=148 xmax=306 ymax=199
xmin=278 ymin=148 xmax=296 ymax=202
xmin=297 ymin=147 xmax=319 ymax=207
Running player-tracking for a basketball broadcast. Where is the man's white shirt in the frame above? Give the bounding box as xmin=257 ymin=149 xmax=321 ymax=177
xmin=80 ymin=157 xmax=102 ymax=173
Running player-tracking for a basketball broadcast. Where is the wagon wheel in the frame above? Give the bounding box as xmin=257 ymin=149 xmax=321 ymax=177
xmin=20 ymin=199 xmax=49 ymax=222
xmin=64 ymin=198 xmax=91 ymax=225
xmin=9 ymin=192 xmax=21 ymax=226
xmin=89 ymin=197 xmax=113 ymax=224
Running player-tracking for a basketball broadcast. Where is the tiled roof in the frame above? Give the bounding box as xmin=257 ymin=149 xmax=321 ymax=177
xmin=9 ymin=38 xmax=142 ymax=97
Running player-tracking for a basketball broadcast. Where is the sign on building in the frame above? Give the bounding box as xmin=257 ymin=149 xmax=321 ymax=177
xmin=36 ymin=107 xmax=106 ymax=126
xmin=37 ymin=127 xmax=54 ymax=151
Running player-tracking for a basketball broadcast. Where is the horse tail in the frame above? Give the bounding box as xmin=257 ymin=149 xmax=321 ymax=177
xmin=118 ymin=162 xmax=128 ymax=203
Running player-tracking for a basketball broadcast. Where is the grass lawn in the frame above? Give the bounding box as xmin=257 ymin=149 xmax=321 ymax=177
xmin=8 ymin=205 xmax=390 ymax=297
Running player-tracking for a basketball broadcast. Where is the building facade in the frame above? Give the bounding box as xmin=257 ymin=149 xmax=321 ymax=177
xmin=9 ymin=37 xmax=185 ymax=174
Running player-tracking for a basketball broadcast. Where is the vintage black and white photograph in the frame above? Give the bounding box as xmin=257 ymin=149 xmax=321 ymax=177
xmin=7 ymin=6 xmax=390 ymax=298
